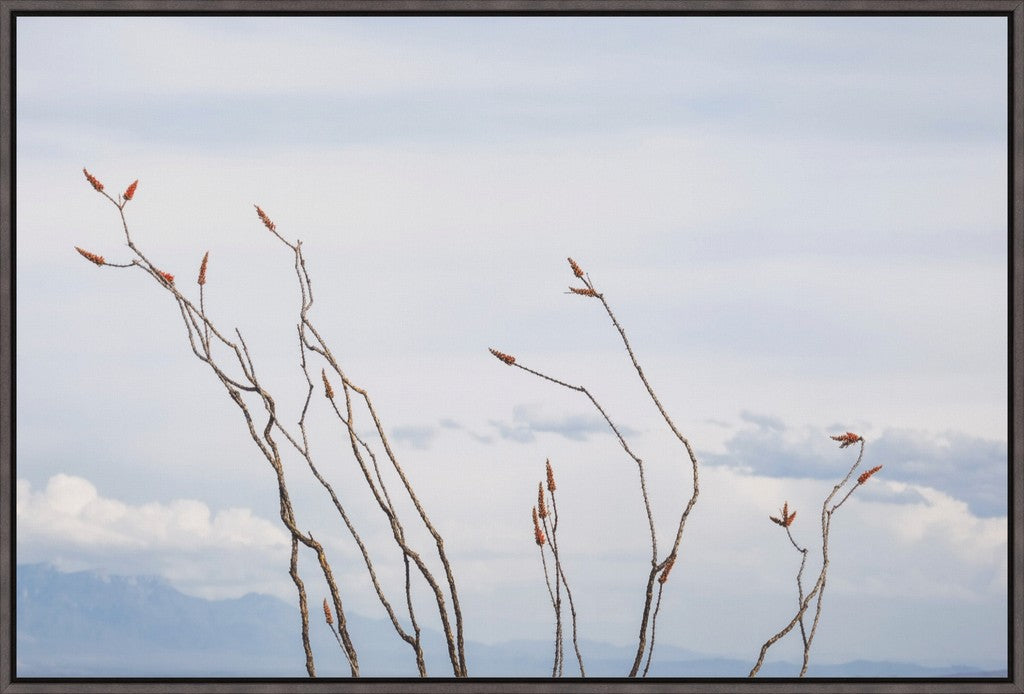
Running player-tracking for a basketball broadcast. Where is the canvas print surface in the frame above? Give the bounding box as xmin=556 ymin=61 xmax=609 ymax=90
xmin=13 ymin=15 xmax=1009 ymax=678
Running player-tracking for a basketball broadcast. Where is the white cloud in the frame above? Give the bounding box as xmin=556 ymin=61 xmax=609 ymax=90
xmin=17 ymin=474 xmax=291 ymax=599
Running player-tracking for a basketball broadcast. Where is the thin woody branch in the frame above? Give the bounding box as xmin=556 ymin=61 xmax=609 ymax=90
xmin=82 ymin=172 xmax=465 ymax=678
xmin=750 ymin=436 xmax=878 ymax=677
xmin=490 ymin=257 xmax=700 ymax=678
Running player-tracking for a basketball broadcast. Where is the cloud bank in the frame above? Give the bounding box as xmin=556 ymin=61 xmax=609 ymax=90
xmin=16 ymin=474 xmax=290 ymax=599
xmin=703 ymin=413 xmax=1007 ymax=517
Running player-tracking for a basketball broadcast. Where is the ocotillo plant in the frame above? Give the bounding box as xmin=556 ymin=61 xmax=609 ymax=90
xmin=75 ymin=170 xmax=466 ymax=677
xmin=749 ymin=432 xmax=882 ymax=677
xmin=490 ymin=257 xmax=700 ymax=678
xmin=531 ymin=459 xmax=584 ymax=677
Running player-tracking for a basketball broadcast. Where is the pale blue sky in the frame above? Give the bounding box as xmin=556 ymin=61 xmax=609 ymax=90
xmin=15 ymin=15 xmax=1009 ymax=674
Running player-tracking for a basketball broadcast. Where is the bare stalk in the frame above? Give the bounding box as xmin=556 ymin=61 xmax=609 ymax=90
xmin=537 ymin=509 xmax=562 ymax=677
xmin=750 ymin=435 xmax=881 ymax=677
xmin=490 ymin=257 xmax=699 ymax=677
xmin=543 ymin=462 xmax=585 ymax=676
xmin=77 ymin=170 xmax=467 ymax=677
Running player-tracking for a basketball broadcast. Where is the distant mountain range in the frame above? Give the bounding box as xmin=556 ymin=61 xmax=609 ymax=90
xmin=14 ymin=563 xmax=1007 ymax=678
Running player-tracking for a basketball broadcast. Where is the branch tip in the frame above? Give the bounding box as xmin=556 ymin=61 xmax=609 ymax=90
xmin=489 ymin=348 xmax=516 ymax=365
xmin=532 ymin=507 xmax=546 ymax=546
xmin=255 ymin=204 xmax=276 ymax=232
xmin=830 ymin=431 xmax=862 ymax=449
xmin=75 ymin=246 xmax=105 ymax=266
xmin=857 ymin=465 xmax=882 ymax=485
xmin=83 ymin=168 xmax=104 ymax=192
xmin=198 ymin=251 xmax=209 ymax=285
xmin=322 ymin=598 xmax=333 ymax=626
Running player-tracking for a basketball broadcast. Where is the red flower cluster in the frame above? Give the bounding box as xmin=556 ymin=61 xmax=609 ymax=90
xmin=83 ymin=168 xmax=104 ymax=192
xmin=197 ymin=251 xmax=209 ymax=286
xmin=254 ymin=205 xmax=276 ymax=232
xmin=124 ymin=179 xmax=138 ymax=201
xmin=770 ymin=501 xmax=797 ymax=528
xmin=830 ymin=432 xmax=862 ymax=449
xmin=858 ymin=465 xmax=883 ymax=485
xmin=489 ymin=348 xmax=516 ymax=365
xmin=532 ymin=507 xmax=546 ymax=546
xmin=75 ymin=246 xmax=105 ymax=266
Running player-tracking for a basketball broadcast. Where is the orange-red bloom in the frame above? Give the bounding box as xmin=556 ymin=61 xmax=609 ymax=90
xmin=124 ymin=179 xmax=138 ymax=201
xmin=322 ymin=598 xmax=333 ymax=626
xmin=75 ymin=246 xmax=105 ymax=266
xmin=160 ymin=271 xmax=175 ymax=284
xmin=83 ymin=168 xmax=104 ymax=192
xmin=858 ymin=465 xmax=883 ymax=485
xmin=532 ymin=507 xmax=546 ymax=546
xmin=489 ymin=348 xmax=516 ymax=365
xmin=197 ymin=251 xmax=209 ymax=286
xmin=830 ymin=431 xmax=862 ymax=449
xmin=770 ymin=501 xmax=797 ymax=527
xmin=255 ymin=205 xmax=276 ymax=232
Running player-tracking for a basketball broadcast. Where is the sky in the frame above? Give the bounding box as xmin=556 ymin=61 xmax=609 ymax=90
xmin=14 ymin=15 xmax=1009 ymax=676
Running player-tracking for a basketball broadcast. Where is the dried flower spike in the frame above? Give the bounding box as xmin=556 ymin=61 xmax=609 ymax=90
xmin=75 ymin=246 xmax=105 ymax=266
xmin=532 ymin=507 xmax=546 ymax=546
xmin=545 ymin=459 xmax=556 ymax=493
xmin=830 ymin=431 xmax=862 ymax=449
xmin=569 ymin=286 xmax=598 ymax=297
xmin=159 ymin=271 xmax=175 ymax=284
xmin=658 ymin=556 xmax=676 ymax=585
xmin=537 ymin=482 xmax=548 ymax=519
xmin=323 ymin=598 xmax=333 ymax=626
xmin=567 ymin=257 xmax=585 ymax=279
xmin=322 ymin=369 xmax=335 ymax=400
xmin=123 ymin=179 xmax=138 ymax=201
xmin=489 ymin=348 xmax=516 ymax=365
xmin=83 ymin=168 xmax=104 ymax=192
xmin=197 ymin=251 xmax=209 ymax=286
xmin=857 ymin=465 xmax=883 ymax=485
xmin=254 ymin=205 xmax=276 ymax=232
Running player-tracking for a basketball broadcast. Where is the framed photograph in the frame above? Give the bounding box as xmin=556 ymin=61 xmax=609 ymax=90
xmin=2 ymin=2 xmax=1020 ymax=692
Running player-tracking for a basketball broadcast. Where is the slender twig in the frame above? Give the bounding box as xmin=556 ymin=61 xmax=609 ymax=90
xmin=491 ymin=257 xmax=699 ymax=677
xmin=545 ymin=466 xmax=585 ymax=677
xmin=750 ymin=435 xmax=880 ymax=677
xmin=77 ymin=172 xmax=469 ymax=677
